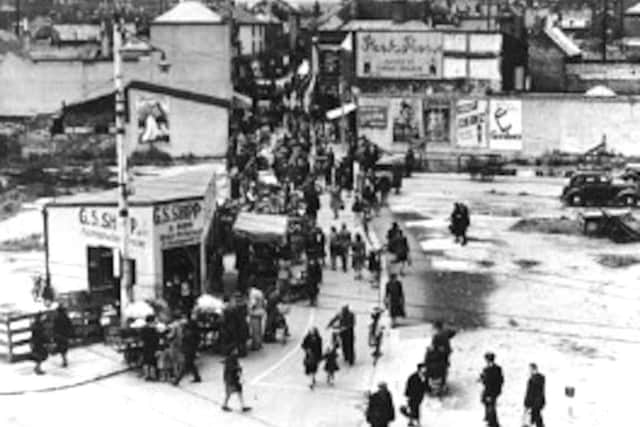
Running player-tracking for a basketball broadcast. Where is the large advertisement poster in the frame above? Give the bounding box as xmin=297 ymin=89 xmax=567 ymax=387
xmin=137 ymin=96 xmax=170 ymax=144
xmin=391 ymin=98 xmax=422 ymax=143
xmin=423 ymin=99 xmax=451 ymax=142
xmin=456 ymin=99 xmax=488 ymax=147
xmin=356 ymin=31 xmax=443 ymax=79
xmin=489 ymin=99 xmax=523 ymax=150
xmin=358 ymin=105 xmax=389 ymax=129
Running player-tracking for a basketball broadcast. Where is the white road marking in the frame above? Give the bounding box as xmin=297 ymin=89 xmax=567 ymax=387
xmin=249 ymin=308 xmax=316 ymax=386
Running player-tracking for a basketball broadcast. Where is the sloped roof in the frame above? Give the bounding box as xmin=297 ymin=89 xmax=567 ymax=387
xmin=154 ymin=1 xmax=224 ymax=24
xmin=626 ymin=2 xmax=640 ymax=16
xmin=213 ymin=3 xmax=263 ymax=25
xmin=545 ymin=26 xmax=581 ymax=57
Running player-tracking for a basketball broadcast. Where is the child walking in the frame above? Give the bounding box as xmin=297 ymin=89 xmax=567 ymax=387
xmin=323 ymin=345 xmax=339 ymax=385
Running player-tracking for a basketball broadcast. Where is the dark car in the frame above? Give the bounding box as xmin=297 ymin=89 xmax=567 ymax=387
xmin=561 ymin=172 xmax=638 ymax=206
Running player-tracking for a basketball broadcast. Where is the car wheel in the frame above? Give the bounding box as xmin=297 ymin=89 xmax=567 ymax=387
xmin=569 ymin=194 xmax=582 ymax=206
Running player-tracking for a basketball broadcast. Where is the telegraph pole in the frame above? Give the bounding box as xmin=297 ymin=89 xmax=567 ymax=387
xmin=113 ymin=15 xmax=132 ymax=316
xmin=602 ymin=0 xmax=608 ymax=62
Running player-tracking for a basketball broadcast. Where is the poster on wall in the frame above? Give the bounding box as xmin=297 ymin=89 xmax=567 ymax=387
xmin=356 ymin=31 xmax=443 ymax=79
xmin=358 ymin=105 xmax=389 ymax=129
xmin=488 ymin=99 xmax=522 ymax=150
xmin=456 ymin=99 xmax=488 ymax=147
xmin=423 ymin=99 xmax=451 ymax=142
xmin=391 ymin=98 xmax=421 ymax=143
xmin=137 ymin=96 xmax=170 ymax=144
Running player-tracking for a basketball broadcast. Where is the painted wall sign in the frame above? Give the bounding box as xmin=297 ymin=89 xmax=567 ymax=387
xmin=356 ymin=31 xmax=443 ymax=79
xmin=489 ymin=99 xmax=523 ymax=150
xmin=137 ymin=95 xmax=170 ymax=144
xmin=78 ymin=207 xmax=147 ymax=249
xmin=154 ymin=200 xmax=204 ymax=249
xmin=358 ymin=105 xmax=389 ymax=129
xmin=456 ymin=99 xmax=488 ymax=147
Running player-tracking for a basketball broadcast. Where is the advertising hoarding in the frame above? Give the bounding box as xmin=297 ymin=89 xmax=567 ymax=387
xmin=356 ymin=31 xmax=443 ymax=79
xmin=489 ymin=99 xmax=523 ymax=150
xmin=456 ymin=99 xmax=488 ymax=148
xmin=358 ymin=105 xmax=389 ymax=129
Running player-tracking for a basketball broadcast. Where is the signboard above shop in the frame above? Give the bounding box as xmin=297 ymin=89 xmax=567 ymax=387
xmin=356 ymin=31 xmax=444 ymax=79
xmin=358 ymin=105 xmax=388 ymax=129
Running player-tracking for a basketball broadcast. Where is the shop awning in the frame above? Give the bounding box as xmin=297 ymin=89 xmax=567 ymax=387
xmin=326 ymin=102 xmax=357 ymax=120
xmin=233 ymin=212 xmax=288 ymax=242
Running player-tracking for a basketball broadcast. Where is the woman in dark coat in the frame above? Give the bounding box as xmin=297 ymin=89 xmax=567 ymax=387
xmin=385 ymin=274 xmax=406 ymax=328
xmin=30 ymin=313 xmax=48 ymax=375
xmin=53 ymin=305 xmax=74 ymax=367
xmin=366 ymin=382 xmax=396 ymax=427
xmin=301 ymin=327 xmax=323 ymax=389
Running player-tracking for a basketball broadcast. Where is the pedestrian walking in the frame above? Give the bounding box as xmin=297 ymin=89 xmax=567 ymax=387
xmin=450 ymin=202 xmax=470 ymax=246
xmin=351 ymin=233 xmax=367 ymax=280
xmin=329 ymin=226 xmax=340 ymax=271
xmin=394 ymin=230 xmax=411 ymax=275
xmin=222 ymin=350 xmax=251 ymax=412
xmin=248 ymin=287 xmax=266 ymax=351
xmin=479 ymin=352 xmax=504 ymax=427
xmin=30 ymin=313 xmax=48 ymax=375
xmin=330 ymin=185 xmax=343 ymax=220
xmin=323 ymin=344 xmax=339 ymax=385
xmin=366 ymin=382 xmax=395 ymax=427
xmin=140 ymin=315 xmax=160 ymax=381
xmin=327 ymin=305 xmax=356 ymax=366
xmin=306 ymin=258 xmax=322 ymax=306
xmin=402 ymin=363 xmax=429 ymax=427
xmin=524 ymin=363 xmax=546 ymax=427
xmin=52 ymin=304 xmax=74 ymax=368
xmin=405 ymin=148 xmax=415 ymax=177
xmin=173 ymin=314 xmax=201 ymax=385
xmin=301 ymin=327 xmax=323 ymax=389
xmin=338 ymin=223 xmax=352 ymax=273
xmin=385 ymin=273 xmax=406 ymax=328
xmin=431 ymin=320 xmax=456 ymax=383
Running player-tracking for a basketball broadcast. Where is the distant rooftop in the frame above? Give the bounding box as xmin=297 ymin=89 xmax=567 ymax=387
xmin=154 ymin=1 xmax=224 ymax=25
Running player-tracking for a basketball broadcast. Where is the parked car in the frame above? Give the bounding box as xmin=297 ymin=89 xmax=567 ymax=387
xmin=561 ymin=172 xmax=638 ymax=206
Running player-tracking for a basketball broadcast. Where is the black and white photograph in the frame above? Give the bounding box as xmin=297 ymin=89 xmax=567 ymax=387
xmin=0 ymin=0 xmax=638 ymax=426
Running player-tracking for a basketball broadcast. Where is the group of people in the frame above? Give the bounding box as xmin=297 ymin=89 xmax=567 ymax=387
xmin=30 ymin=304 xmax=74 ymax=375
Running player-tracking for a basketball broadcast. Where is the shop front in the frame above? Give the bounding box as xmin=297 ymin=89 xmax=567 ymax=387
xmin=44 ymin=166 xmax=222 ymax=310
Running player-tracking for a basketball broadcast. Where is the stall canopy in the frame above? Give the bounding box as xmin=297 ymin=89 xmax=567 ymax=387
xmin=233 ymin=212 xmax=288 ymax=242
xmin=326 ymin=102 xmax=357 ymax=120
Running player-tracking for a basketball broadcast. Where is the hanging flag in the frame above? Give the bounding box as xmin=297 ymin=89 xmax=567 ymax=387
xmin=340 ymin=32 xmax=353 ymax=52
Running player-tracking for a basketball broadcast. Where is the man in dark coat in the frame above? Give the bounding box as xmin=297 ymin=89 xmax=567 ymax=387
xmin=306 ymin=258 xmax=322 ymax=306
xmin=524 ymin=363 xmax=546 ymax=427
xmin=327 ymin=305 xmax=356 ymax=365
xmin=480 ymin=352 xmax=504 ymax=427
xmin=173 ymin=314 xmax=202 ymax=385
xmin=366 ymin=382 xmax=395 ymax=427
xmin=403 ymin=363 xmax=429 ymax=426
xmin=405 ymin=148 xmax=415 ymax=177
xmin=140 ymin=315 xmax=160 ymax=381
xmin=30 ymin=313 xmax=48 ymax=375
xmin=53 ymin=305 xmax=74 ymax=368
xmin=385 ymin=274 xmax=405 ymax=328
xmin=431 ymin=320 xmax=456 ymax=379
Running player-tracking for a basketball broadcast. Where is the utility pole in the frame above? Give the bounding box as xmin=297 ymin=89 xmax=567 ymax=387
xmin=113 ymin=15 xmax=132 ymax=316
xmin=602 ymin=0 xmax=608 ymax=62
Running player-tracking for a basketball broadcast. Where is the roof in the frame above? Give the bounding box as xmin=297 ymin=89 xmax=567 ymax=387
xmin=126 ymin=81 xmax=232 ymax=109
xmin=626 ymin=2 xmax=640 ymax=16
xmin=154 ymin=1 xmax=224 ymax=25
xmin=46 ymin=164 xmax=222 ymax=207
xmin=545 ymin=26 xmax=581 ymax=57
xmin=340 ymin=19 xmax=431 ymax=31
xmin=213 ymin=3 xmax=264 ymax=25
xmin=52 ymin=24 xmax=101 ymax=42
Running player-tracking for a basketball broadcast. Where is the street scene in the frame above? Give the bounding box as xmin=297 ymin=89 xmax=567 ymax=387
xmin=1 ymin=0 xmax=640 ymax=427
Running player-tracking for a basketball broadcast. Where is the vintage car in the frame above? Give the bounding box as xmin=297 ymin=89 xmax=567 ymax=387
xmin=561 ymin=172 xmax=638 ymax=206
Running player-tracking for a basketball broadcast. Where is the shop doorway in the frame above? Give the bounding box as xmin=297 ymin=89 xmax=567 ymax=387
xmin=162 ymin=245 xmax=200 ymax=298
xmin=87 ymin=246 xmax=118 ymax=302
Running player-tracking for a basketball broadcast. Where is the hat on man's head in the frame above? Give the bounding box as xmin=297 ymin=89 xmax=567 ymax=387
xmin=484 ymin=352 xmax=495 ymax=362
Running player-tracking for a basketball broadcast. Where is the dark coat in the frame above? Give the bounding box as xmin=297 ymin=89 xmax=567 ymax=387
xmin=53 ymin=309 xmax=74 ymax=354
xmin=431 ymin=329 xmax=456 ymax=357
xmin=524 ymin=372 xmax=546 ymax=410
xmin=405 ymin=372 xmax=428 ymax=402
xmin=182 ymin=319 xmax=200 ymax=355
xmin=366 ymin=388 xmax=395 ymax=426
xmin=30 ymin=319 xmax=48 ymax=362
xmin=301 ymin=333 xmax=323 ymax=373
xmin=385 ymin=279 xmax=405 ymax=318
xmin=481 ymin=364 xmax=504 ymax=399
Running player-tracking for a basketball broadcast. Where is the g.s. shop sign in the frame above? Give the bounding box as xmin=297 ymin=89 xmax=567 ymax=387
xmin=356 ymin=31 xmax=444 ymax=79
xmin=154 ymin=200 xmax=204 ymax=249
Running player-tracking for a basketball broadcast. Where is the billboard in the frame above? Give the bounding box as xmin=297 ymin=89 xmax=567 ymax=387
xmin=456 ymin=99 xmax=488 ymax=148
xmin=358 ymin=105 xmax=389 ymax=129
xmin=489 ymin=99 xmax=522 ymax=150
xmin=391 ymin=98 xmax=422 ymax=143
xmin=356 ymin=31 xmax=443 ymax=79
xmin=136 ymin=96 xmax=170 ymax=144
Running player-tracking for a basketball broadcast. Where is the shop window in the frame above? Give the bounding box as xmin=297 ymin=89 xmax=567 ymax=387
xmin=162 ymin=245 xmax=200 ymax=308
xmin=423 ymin=101 xmax=451 ymax=143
